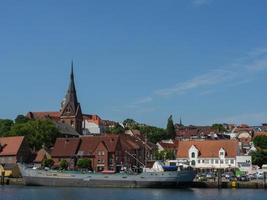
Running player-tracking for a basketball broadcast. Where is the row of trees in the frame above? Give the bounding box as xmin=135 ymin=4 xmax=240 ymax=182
xmin=106 ymin=115 xmax=177 ymax=144
xmin=0 ymin=115 xmax=60 ymax=150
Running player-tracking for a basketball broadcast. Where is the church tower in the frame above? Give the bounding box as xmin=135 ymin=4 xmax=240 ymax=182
xmin=60 ymin=62 xmax=83 ymax=134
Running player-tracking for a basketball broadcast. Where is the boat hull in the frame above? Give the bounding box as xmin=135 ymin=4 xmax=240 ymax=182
xmin=19 ymin=165 xmax=195 ymax=188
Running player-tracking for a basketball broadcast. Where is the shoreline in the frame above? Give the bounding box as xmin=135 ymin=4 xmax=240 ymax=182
xmin=1 ymin=178 xmax=266 ymax=189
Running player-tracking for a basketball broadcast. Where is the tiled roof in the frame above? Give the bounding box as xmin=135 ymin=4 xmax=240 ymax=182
xmin=254 ymin=132 xmax=267 ymax=137
xmin=158 ymin=142 xmax=176 ymax=150
xmin=177 ymin=140 xmax=238 ymax=158
xmin=27 ymin=112 xmax=61 ymax=120
xmin=53 ymin=121 xmax=80 ymax=136
xmin=78 ymin=135 xmax=120 ymax=156
xmin=51 ymin=138 xmax=80 ymax=157
xmin=34 ymin=148 xmax=51 ymax=163
xmin=83 ymin=114 xmax=102 ymax=125
xmin=0 ymin=136 xmax=25 ymax=156
xmin=176 ymin=126 xmax=216 ymax=138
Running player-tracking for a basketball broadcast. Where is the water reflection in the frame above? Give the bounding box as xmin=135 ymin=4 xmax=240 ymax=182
xmin=0 ymin=186 xmax=266 ymax=200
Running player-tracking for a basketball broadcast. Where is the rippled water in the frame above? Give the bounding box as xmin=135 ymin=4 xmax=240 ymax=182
xmin=0 ymin=186 xmax=266 ymax=200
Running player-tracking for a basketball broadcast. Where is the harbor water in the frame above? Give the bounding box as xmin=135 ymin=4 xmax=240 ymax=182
xmin=0 ymin=186 xmax=266 ymax=200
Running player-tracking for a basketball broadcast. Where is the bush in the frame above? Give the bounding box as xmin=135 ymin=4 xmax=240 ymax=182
xmin=77 ymin=158 xmax=92 ymax=169
xmin=42 ymin=159 xmax=54 ymax=168
xmin=60 ymin=160 xmax=68 ymax=170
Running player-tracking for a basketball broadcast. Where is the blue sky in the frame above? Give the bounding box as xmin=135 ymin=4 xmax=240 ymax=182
xmin=1 ymin=0 xmax=267 ymax=127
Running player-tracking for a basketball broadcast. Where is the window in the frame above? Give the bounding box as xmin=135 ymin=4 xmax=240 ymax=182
xmin=211 ymin=159 xmax=214 ymax=164
xmin=191 ymin=152 xmax=195 ymax=158
xmin=230 ymin=159 xmax=234 ymax=164
xmin=198 ymin=160 xmax=200 ymax=164
xmin=202 ymin=160 xmax=205 ymax=163
xmin=215 ymin=160 xmax=219 ymax=164
xmin=220 ymin=160 xmax=224 ymax=164
xmin=191 ymin=160 xmax=196 ymax=166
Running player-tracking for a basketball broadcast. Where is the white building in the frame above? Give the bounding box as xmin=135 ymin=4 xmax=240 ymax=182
xmin=82 ymin=115 xmax=104 ymax=135
xmin=176 ymin=140 xmax=252 ymax=171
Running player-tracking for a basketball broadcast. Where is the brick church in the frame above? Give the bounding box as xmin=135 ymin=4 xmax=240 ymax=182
xmin=27 ymin=63 xmax=108 ymax=135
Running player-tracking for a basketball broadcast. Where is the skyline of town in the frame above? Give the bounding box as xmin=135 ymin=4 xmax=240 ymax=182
xmin=1 ymin=1 xmax=267 ymax=127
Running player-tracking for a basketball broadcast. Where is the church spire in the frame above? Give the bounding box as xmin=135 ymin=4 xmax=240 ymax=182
xmin=61 ymin=62 xmax=79 ymax=116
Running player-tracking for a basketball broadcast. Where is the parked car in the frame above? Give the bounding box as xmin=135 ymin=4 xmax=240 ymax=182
xmin=247 ymin=173 xmax=256 ymax=180
xmin=238 ymin=175 xmax=249 ymax=182
xmin=206 ymin=172 xmax=216 ymax=179
xmin=256 ymin=171 xmax=264 ymax=179
xmin=222 ymin=172 xmax=234 ymax=179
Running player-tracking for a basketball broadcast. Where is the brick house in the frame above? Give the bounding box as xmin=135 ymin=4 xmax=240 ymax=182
xmin=51 ymin=134 xmax=150 ymax=172
xmin=0 ymin=136 xmax=31 ymax=164
xmin=51 ymin=138 xmax=80 ymax=169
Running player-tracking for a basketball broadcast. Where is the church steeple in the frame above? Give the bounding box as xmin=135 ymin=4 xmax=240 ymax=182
xmin=64 ymin=61 xmax=78 ymax=111
xmin=60 ymin=62 xmax=83 ymax=134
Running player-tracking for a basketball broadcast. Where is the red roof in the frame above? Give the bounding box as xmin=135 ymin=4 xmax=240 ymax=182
xmin=79 ymin=135 xmax=119 ymax=156
xmin=0 ymin=136 xmax=25 ymax=156
xmin=34 ymin=148 xmax=51 ymax=163
xmin=27 ymin=112 xmax=60 ymax=120
xmin=83 ymin=114 xmax=102 ymax=125
xmin=254 ymin=132 xmax=267 ymax=137
xmin=177 ymin=140 xmax=238 ymax=158
xmin=51 ymin=138 xmax=80 ymax=157
xmin=158 ymin=142 xmax=176 ymax=151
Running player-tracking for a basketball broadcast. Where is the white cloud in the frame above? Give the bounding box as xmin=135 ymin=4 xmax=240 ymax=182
xmin=133 ymin=96 xmax=153 ymax=104
xmin=155 ymin=69 xmax=233 ymax=96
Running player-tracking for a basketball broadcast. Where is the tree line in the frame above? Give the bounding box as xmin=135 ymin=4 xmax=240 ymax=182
xmin=0 ymin=115 xmax=60 ymax=150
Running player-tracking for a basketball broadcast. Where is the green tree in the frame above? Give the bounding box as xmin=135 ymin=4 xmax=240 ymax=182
xmin=60 ymin=160 xmax=68 ymax=170
xmin=155 ymin=150 xmax=175 ymax=161
xmin=166 ymin=115 xmax=176 ymax=139
xmin=106 ymin=123 xmax=125 ymax=134
xmin=0 ymin=119 xmax=14 ymax=136
xmin=253 ymin=136 xmax=267 ymax=149
xmin=9 ymin=119 xmax=60 ymax=150
xmin=15 ymin=115 xmax=29 ymax=124
xmin=250 ymin=150 xmax=267 ymax=168
xmin=42 ymin=158 xmax=54 ymax=168
xmin=77 ymin=158 xmax=92 ymax=169
xmin=123 ymin=118 xmax=139 ymax=130
xmin=212 ymin=124 xmax=226 ymax=132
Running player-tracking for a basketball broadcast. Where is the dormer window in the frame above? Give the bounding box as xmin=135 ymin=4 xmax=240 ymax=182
xmin=219 ymin=148 xmax=225 ymax=159
xmin=191 ymin=152 xmax=195 ymax=158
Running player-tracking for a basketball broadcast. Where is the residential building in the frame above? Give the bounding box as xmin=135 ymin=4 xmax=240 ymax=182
xmin=156 ymin=139 xmax=176 ymax=152
xmin=0 ymin=136 xmax=31 ymax=164
xmin=176 ymin=140 xmax=240 ymax=170
xmin=82 ymin=115 xmax=105 ymax=135
xmin=50 ymin=134 xmax=153 ymax=172
xmin=51 ymin=138 xmax=80 ymax=169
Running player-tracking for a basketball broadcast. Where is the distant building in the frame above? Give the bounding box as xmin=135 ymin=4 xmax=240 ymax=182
xmin=33 ymin=148 xmax=52 ymax=168
xmin=50 ymin=134 xmax=154 ymax=172
xmin=0 ymin=136 xmax=31 ymax=164
xmin=156 ymin=139 xmax=176 ymax=152
xmin=176 ymin=140 xmax=240 ymax=170
xmin=175 ymin=125 xmax=217 ymax=140
xmin=51 ymin=138 xmax=80 ymax=169
xmin=26 ymin=63 xmax=116 ymax=136
xmin=82 ymin=115 xmax=105 ymax=135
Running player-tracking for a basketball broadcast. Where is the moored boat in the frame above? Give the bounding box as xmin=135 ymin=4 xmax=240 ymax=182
xmin=18 ymin=162 xmax=196 ymax=188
